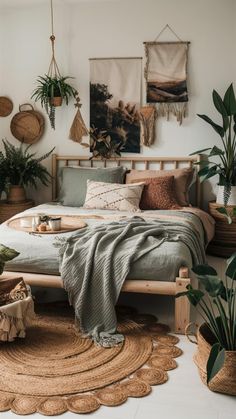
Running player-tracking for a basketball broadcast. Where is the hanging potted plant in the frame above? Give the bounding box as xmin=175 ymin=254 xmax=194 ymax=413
xmin=176 ymin=254 xmax=236 ymax=395
xmin=0 ymin=139 xmax=54 ymax=203
xmin=31 ymin=74 xmax=78 ymax=129
xmin=192 ymin=83 xmax=236 ymax=207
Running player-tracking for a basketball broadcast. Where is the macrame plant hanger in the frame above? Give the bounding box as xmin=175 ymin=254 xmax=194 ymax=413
xmin=48 ymin=0 xmax=61 ymax=80
xmin=48 ymin=0 xmax=88 ymax=141
xmin=144 ymin=24 xmax=190 ymax=125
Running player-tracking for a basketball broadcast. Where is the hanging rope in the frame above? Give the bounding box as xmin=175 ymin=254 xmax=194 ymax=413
xmin=154 ymin=24 xmax=184 ymax=42
xmin=47 ymin=0 xmax=61 ymax=78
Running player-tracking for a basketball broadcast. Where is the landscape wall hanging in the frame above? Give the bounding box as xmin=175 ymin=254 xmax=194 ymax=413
xmin=90 ymin=57 xmax=142 ymax=157
xmin=144 ymin=25 xmax=190 ymax=125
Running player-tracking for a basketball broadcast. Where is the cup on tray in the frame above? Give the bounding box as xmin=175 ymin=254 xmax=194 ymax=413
xmin=48 ymin=217 xmax=62 ymax=231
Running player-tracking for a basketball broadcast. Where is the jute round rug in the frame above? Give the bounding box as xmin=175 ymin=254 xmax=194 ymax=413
xmin=0 ymin=304 xmax=182 ymax=415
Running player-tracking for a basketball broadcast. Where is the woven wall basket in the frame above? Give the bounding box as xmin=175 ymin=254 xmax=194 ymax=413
xmin=0 ymin=97 xmax=13 ymax=117
xmin=193 ymin=323 xmax=236 ymax=396
xmin=10 ymin=104 xmax=45 ymax=144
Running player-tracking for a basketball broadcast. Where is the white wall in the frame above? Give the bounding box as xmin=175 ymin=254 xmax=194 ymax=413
xmin=0 ymin=0 xmax=235 ymax=205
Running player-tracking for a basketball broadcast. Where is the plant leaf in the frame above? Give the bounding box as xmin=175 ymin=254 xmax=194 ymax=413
xmin=209 ymin=146 xmax=224 ymax=156
xmin=225 ymin=253 xmax=236 ymax=280
xmin=197 ymin=276 xmax=224 ymax=297
xmin=197 ymin=114 xmax=225 ymax=137
xmin=207 ymin=343 xmax=225 ymax=384
xmin=216 ymin=207 xmax=232 ymax=224
xmin=192 ymin=264 xmax=217 ymax=276
xmin=223 ymin=83 xmax=236 ymax=115
xmin=189 ymin=148 xmax=212 ymax=156
xmin=175 ymin=284 xmax=204 ymax=307
xmin=213 ymin=90 xmax=229 ymax=131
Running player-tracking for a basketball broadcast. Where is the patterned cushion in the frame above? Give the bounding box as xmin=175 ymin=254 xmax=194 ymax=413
xmin=126 ymin=168 xmax=195 ymax=206
xmin=130 ymin=176 xmax=180 ymax=210
xmin=84 ymin=180 xmax=144 ymax=212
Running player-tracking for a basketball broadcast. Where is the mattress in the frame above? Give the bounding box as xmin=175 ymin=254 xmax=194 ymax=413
xmin=0 ymin=203 xmax=214 ymax=282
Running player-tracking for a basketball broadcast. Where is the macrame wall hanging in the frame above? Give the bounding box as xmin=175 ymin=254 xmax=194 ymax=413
xmin=144 ymin=24 xmax=190 ymax=125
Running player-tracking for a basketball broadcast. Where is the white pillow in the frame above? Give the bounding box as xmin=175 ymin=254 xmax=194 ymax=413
xmin=84 ymin=180 xmax=144 ymax=212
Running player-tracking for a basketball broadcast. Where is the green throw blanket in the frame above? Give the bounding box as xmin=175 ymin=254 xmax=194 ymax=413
xmin=58 ymin=217 xmax=205 ymax=347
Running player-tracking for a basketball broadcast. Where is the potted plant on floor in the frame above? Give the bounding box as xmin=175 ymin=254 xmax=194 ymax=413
xmin=176 ymin=254 xmax=236 ymax=395
xmin=0 ymin=139 xmax=55 ymax=203
xmin=192 ymin=83 xmax=236 ymax=209
xmin=0 ymin=244 xmax=19 ymax=275
xmin=31 ymin=75 xmax=78 ymax=129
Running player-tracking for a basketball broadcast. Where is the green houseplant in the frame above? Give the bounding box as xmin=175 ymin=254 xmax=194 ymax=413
xmin=0 ymin=244 xmax=19 ymax=275
xmin=176 ymin=255 xmax=236 ymax=394
xmin=31 ymin=75 xmax=78 ymax=129
xmin=0 ymin=140 xmax=54 ymax=202
xmin=192 ymin=83 xmax=236 ymax=214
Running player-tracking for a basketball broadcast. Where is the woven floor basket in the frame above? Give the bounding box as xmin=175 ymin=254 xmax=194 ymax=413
xmin=193 ymin=324 xmax=236 ymax=396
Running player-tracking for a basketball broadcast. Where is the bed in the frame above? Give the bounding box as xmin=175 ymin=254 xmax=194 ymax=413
xmin=1 ymin=154 xmax=214 ymax=334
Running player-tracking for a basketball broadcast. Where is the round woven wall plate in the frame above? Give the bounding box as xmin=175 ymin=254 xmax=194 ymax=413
xmin=10 ymin=104 xmax=45 ymax=144
xmin=0 ymin=304 xmax=182 ymax=415
xmin=0 ymin=97 xmax=13 ymax=117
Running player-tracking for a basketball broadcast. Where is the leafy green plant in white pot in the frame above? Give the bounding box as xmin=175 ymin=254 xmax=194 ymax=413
xmin=192 ymin=83 xmax=236 ymax=209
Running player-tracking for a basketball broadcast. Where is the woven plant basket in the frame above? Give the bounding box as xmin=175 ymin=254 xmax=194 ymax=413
xmin=193 ymin=323 xmax=236 ymax=396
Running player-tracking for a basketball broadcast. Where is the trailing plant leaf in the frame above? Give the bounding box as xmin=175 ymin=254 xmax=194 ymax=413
xmin=207 ymin=343 xmax=225 ymax=384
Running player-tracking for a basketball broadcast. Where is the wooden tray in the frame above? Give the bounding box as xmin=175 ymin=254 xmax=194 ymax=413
xmin=7 ymin=216 xmax=87 ymax=234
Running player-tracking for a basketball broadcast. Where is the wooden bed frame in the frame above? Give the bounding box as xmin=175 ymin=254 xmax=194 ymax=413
xmin=2 ymin=154 xmax=201 ymax=334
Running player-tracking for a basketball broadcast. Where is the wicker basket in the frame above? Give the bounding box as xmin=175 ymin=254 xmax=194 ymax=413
xmin=10 ymin=104 xmax=44 ymax=144
xmin=193 ymin=324 xmax=236 ymax=396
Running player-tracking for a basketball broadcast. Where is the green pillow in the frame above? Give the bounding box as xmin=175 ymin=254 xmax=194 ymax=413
xmin=58 ymin=166 xmax=126 ymax=207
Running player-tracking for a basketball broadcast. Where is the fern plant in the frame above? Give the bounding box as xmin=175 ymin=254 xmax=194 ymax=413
xmin=0 ymin=140 xmax=55 ymax=195
xmin=31 ymin=75 xmax=78 ymax=129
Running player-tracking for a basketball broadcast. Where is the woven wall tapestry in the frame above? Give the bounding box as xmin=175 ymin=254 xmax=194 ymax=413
xmin=144 ymin=42 xmax=189 ymax=124
xmin=90 ymin=57 xmax=142 ymax=155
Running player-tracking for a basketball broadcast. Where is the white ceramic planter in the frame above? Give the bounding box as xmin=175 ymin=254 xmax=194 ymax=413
xmin=216 ymin=185 xmax=236 ymax=205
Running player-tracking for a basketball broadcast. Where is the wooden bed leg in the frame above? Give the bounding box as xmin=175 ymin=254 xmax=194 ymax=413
xmin=175 ymin=267 xmax=190 ymax=334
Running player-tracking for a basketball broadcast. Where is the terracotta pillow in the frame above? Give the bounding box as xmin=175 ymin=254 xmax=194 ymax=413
xmin=130 ymin=176 xmax=181 ymax=210
xmin=126 ymin=168 xmax=194 ymax=206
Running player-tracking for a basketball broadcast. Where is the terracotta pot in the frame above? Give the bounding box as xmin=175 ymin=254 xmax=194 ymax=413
xmin=193 ymin=323 xmax=236 ymax=396
xmin=7 ymin=186 xmax=26 ymax=203
xmin=50 ymin=97 xmax=63 ymax=107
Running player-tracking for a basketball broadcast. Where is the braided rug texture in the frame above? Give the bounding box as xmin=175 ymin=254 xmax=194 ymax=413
xmin=0 ymin=304 xmax=182 ymax=415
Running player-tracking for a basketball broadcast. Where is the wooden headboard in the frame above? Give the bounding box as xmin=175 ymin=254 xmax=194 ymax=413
xmin=51 ymin=154 xmax=201 ymax=207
